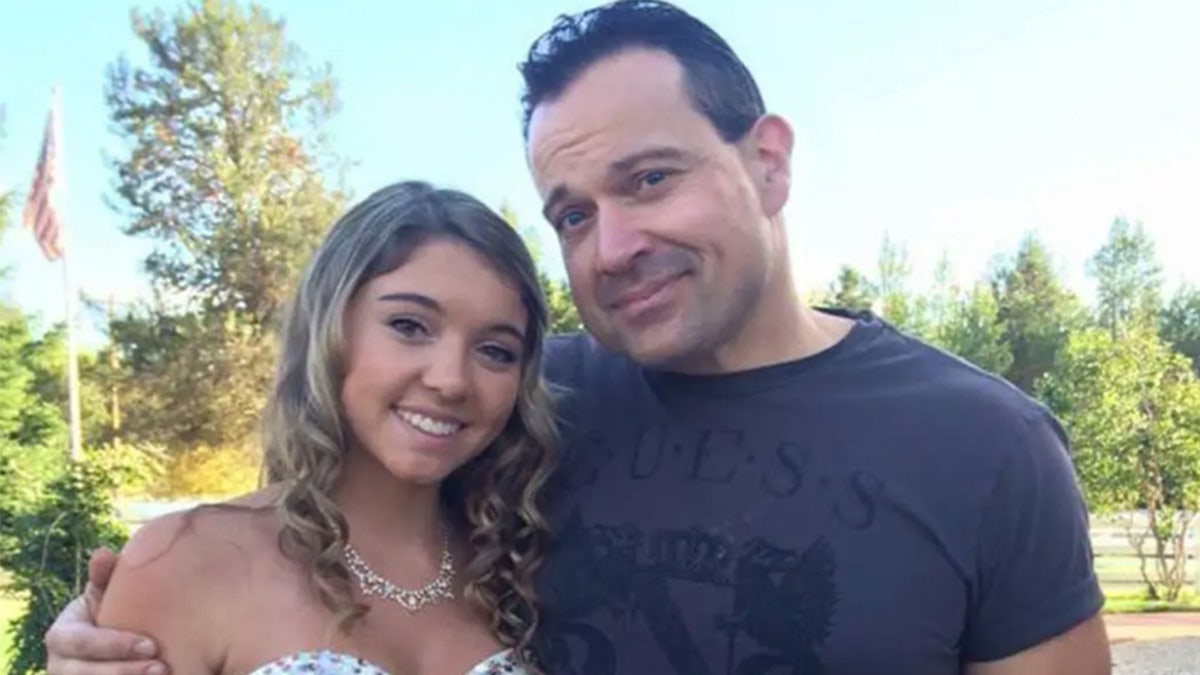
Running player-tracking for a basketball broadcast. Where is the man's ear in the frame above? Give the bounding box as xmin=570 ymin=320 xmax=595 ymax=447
xmin=745 ymin=113 xmax=794 ymax=218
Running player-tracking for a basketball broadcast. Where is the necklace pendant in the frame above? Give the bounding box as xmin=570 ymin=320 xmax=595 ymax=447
xmin=343 ymin=536 xmax=456 ymax=613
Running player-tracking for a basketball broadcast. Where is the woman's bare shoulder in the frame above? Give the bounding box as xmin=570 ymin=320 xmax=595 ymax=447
xmin=119 ymin=495 xmax=275 ymax=575
xmin=96 ymin=489 xmax=283 ymax=671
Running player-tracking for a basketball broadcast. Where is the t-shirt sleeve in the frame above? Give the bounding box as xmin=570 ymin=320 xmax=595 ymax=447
xmin=962 ymin=407 xmax=1105 ymax=662
xmin=542 ymin=333 xmax=584 ymax=389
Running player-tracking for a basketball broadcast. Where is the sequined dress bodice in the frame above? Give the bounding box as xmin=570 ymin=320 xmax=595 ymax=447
xmin=245 ymin=649 xmax=526 ymax=675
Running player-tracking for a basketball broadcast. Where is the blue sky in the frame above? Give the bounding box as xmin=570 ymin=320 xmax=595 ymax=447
xmin=2 ymin=0 xmax=1198 ymax=345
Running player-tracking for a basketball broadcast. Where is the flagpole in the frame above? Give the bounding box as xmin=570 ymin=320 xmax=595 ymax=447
xmin=53 ymin=86 xmax=83 ymax=462
xmin=62 ymin=242 xmax=83 ymax=462
xmin=24 ymin=85 xmax=84 ymax=461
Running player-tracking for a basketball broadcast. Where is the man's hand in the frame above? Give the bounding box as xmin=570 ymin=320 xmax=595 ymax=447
xmin=44 ymin=548 xmax=166 ymax=675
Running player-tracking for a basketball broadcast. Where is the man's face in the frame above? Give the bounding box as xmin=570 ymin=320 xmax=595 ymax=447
xmin=527 ymin=48 xmax=791 ymax=371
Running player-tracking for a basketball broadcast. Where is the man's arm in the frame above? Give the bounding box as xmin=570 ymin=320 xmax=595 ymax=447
xmin=965 ymin=614 xmax=1110 ymax=674
xmin=45 ymin=548 xmax=167 ymax=675
xmin=961 ymin=409 xmax=1110 ymax=674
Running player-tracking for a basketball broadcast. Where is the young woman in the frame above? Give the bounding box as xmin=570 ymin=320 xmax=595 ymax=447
xmin=96 ymin=181 xmax=559 ymax=675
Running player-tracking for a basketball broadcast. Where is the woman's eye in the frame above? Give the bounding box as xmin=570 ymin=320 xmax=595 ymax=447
xmin=480 ymin=344 xmax=518 ymax=365
xmin=390 ymin=317 xmax=427 ymax=338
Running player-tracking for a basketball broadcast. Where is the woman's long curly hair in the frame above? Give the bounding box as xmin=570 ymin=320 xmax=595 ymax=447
xmin=260 ymin=181 xmax=558 ymax=666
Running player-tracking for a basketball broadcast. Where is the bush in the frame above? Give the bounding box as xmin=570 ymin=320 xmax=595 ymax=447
xmin=0 ymin=443 xmax=66 ymax=562
xmin=1041 ymin=326 xmax=1200 ymax=601
xmin=158 ymin=444 xmax=261 ymax=499
xmin=1 ymin=461 xmax=127 ymax=674
xmin=83 ymin=442 xmax=167 ymax=499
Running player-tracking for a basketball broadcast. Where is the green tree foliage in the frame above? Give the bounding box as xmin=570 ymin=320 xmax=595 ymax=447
xmin=1087 ymin=218 xmax=1163 ymax=336
xmin=109 ymin=304 xmax=271 ymax=450
xmin=84 ymin=442 xmax=168 ymax=500
xmin=0 ymin=310 xmax=77 ymax=452
xmin=990 ymin=234 xmax=1084 ymax=394
xmin=0 ymin=309 xmax=83 ymax=673
xmin=825 ymin=265 xmax=876 ymax=312
xmin=1160 ymin=284 xmax=1200 ymax=376
xmin=542 ymin=277 xmax=583 ymax=335
xmin=0 ymin=312 xmax=70 ymax=568
xmin=2 ymin=463 xmax=128 ymax=674
xmin=875 ymin=234 xmax=928 ymax=334
xmin=0 ymin=310 xmax=36 ymax=443
xmin=15 ymin=325 xmax=114 ymax=450
xmin=0 ymin=441 xmax=66 ymax=568
xmin=931 ymin=282 xmax=1013 ymax=376
xmin=1040 ymin=326 xmax=1200 ymax=601
xmin=158 ymin=442 xmax=260 ymax=497
xmin=818 ymin=238 xmax=927 ymax=331
xmin=107 ymin=0 xmax=344 ymax=327
xmin=923 ymin=253 xmax=959 ymax=334
xmin=105 ymin=0 xmax=345 ymax=453
xmin=499 ymin=203 xmax=582 ymax=335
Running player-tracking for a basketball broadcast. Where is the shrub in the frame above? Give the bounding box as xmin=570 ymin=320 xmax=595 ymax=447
xmin=2 ymin=461 xmax=127 ymax=674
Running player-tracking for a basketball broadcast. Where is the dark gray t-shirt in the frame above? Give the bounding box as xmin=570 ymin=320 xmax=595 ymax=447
xmin=530 ymin=310 xmax=1103 ymax=674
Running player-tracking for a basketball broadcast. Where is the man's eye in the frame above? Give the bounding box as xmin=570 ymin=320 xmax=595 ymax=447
xmin=641 ymin=170 xmax=667 ymax=187
xmin=558 ymin=209 xmax=588 ymax=230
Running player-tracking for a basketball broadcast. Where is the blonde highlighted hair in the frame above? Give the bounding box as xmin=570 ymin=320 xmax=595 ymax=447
xmin=260 ymin=181 xmax=558 ymax=666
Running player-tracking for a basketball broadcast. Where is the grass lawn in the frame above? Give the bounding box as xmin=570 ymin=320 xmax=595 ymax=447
xmin=1095 ymin=551 xmax=1200 ymax=613
xmin=1103 ymin=587 xmax=1200 ymax=614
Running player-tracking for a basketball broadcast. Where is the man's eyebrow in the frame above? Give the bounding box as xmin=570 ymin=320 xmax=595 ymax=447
xmin=540 ymin=146 xmax=692 ymax=222
xmin=609 ymin=146 xmax=691 ymax=175
xmin=542 ymin=184 xmax=570 ymax=222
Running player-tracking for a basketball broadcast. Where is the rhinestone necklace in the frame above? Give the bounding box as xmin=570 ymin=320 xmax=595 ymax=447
xmin=343 ymin=533 xmax=455 ymax=613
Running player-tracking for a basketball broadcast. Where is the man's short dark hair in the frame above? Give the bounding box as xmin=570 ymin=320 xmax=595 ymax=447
xmin=518 ymin=0 xmax=766 ymax=143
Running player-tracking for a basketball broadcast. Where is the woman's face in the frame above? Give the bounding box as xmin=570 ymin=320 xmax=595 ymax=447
xmin=338 ymin=237 xmax=528 ymax=486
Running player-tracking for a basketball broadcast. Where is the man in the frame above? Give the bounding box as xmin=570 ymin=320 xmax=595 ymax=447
xmin=44 ymin=2 xmax=1110 ymax=673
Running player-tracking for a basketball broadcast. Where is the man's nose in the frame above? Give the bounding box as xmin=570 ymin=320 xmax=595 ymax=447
xmin=593 ymin=203 xmax=653 ymax=276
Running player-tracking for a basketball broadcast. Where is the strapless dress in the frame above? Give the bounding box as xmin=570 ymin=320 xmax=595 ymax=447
xmin=245 ymin=648 xmax=527 ymax=674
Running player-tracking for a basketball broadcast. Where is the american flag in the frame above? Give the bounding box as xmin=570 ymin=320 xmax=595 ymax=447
xmin=22 ymin=91 xmax=65 ymax=262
